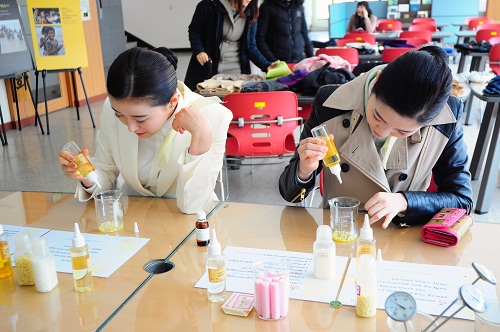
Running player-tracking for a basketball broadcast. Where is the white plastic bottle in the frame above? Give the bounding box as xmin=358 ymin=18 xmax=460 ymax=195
xmin=313 ymin=225 xmax=336 ymax=280
xmin=71 ymin=223 xmax=93 ymax=292
xmin=206 ymin=229 xmax=226 ymax=302
xmin=357 ymin=214 xmax=376 ymax=259
xmin=31 ymin=237 xmax=59 ymax=292
xmin=14 ymin=232 xmax=35 ymax=285
xmin=355 ymin=254 xmax=377 ymax=318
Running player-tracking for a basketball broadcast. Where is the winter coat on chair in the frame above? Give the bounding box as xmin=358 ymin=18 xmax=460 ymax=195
xmin=185 ymin=0 xmax=272 ymax=91
xmin=257 ymin=0 xmax=314 ymax=63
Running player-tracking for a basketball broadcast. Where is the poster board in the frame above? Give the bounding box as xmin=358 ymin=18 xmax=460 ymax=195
xmin=0 ymin=0 xmax=34 ymax=77
xmin=26 ymin=0 xmax=87 ymax=70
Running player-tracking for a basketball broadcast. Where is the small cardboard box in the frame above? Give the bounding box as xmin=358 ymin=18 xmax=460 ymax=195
xmin=221 ymin=293 xmax=254 ymax=317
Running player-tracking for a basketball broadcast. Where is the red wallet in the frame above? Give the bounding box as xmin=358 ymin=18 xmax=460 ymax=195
xmin=421 ymin=208 xmax=473 ymax=247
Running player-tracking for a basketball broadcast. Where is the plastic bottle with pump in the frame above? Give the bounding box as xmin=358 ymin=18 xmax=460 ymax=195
xmin=357 ymin=214 xmax=376 ymax=259
xmin=62 ymin=141 xmax=102 ymax=188
xmin=206 ymin=229 xmax=226 ymax=302
xmin=71 ymin=223 xmax=93 ymax=292
xmin=313 ymin=225 xmax=336 ymax=280
xmin=0 ymin=224 xmax=14 ymax=279
xmin=195 ymin=211 xmax=210 ymax=247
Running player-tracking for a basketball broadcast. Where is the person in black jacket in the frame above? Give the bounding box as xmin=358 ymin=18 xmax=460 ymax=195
xmin=257 ymin=0 xmax=314 ymax=64
xmin=279 ymin=46 xmax=472 ymax=228
xmin=185 ymin=0 xmax=273 ymax=91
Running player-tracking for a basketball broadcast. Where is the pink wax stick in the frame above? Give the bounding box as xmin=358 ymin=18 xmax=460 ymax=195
xmin=270 ymin=281 xmax=281 ymax=319
xmin=279 ymin=275 xmax=290 ymax=317
xmin=261 ymin=280 xmax=271 ymax=319
xmin=255 ymin=278 xmax=263 ymax=315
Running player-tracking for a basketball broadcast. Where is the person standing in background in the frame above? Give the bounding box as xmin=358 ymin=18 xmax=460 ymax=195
xmin=185 ymin=0 xmax=273 ymax=91
xmin=346 ymin=1 xmax=377 ymax=33
xmin=257 ymin=0 xmax=314 ymax=64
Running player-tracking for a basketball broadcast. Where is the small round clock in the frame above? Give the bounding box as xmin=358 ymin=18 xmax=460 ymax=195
xmin=385 ymin=291 xmax=418 ymax=322
xmin=459 ymin=284 xmax=488 ymax=313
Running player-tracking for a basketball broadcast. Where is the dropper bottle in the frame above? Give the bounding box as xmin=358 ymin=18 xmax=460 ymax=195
xmin=62 ymin=141 xmax=102 ymax=188
xmin=206 ymin=229 xmax=226 ymax=302
xmin=70 ymin=223 xmax=93 ymax=292
xmin=310 ymin=124 xmax=342 ymax=184
xmin=357 ymin=214 xmax=376 ymax=259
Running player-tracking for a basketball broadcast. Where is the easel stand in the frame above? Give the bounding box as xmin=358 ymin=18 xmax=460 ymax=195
xmin=35 ymin=68 xmax=95 ymax=135
xmin=0 ymin=72 xmax=43 ymax=146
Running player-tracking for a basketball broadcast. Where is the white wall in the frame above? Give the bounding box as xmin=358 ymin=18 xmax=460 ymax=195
xmin=122 ymin=0 xmax=199 ymax=49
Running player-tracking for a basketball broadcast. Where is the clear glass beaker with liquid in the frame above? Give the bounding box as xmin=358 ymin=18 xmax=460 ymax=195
xmin=329 ymin=197 xmax=359 ymax=243
xmin=94 ymin=190 xmax=124 ymax=233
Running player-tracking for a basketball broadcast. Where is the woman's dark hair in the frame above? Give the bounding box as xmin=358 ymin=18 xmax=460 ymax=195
xmin=354 ymin=1 xmax=372 ymax=30
xmin=232 ymin=0 xmax=259 ymax=24
xmin=106 ymin=47 xmax=178 ymax=107
xmin=371 ymin=46 xmax=452 ymax=124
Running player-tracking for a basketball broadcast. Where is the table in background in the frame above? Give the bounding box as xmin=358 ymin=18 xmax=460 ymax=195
xmin=456 ymin=30 xmax=477 ymax=44
xmin=468 ymin=84 xmax=500 ymax=214
xmin=100 ymin=202 xmax=500 ymax=331
xmin=0 ymin=192 xmax=208 ymax=332
xmin=455 ymin=48 xmax=489 ymax=74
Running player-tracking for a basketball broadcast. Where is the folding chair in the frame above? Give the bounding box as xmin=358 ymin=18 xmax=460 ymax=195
xmin=382 ymin=48 xmax=413 ymax=63
xmin=489 ymin=44 xmax=500 ymax=75
xmin=400 ymin=30 xmax=432 ymax=43
xmin=408 ymin=24 xmax=437 ymax=33
xmin=378 ymin=21 xmax=402 ymax=32
xmin=344 ymin=33 xmax=376 ymax=45
xmin=223 ymin=91 xmax=302 ymax=174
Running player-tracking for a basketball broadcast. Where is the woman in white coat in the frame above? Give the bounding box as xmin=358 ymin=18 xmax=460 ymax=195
xmin=58 ymin=47 xmax=232 ymax=214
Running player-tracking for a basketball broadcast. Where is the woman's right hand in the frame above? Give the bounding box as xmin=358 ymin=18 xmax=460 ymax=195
xmin=58 ymin=148 xmax=94 ymax=188
xmin=196 ymin=52 xmax=210 ymax=66
xmin=297 ymin=136 xmax=328 ymax=181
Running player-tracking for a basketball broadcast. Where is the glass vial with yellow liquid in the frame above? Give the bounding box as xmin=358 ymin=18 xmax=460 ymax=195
xmin=310 ymin=124 xmax=342 ymax=184
xmin=71 ymin=223 xmax=93 ymax=292
xmin=0 ymin=224 xmax=14 ymax=279
xmin=63 ymin=141 xmax=102 ymax=188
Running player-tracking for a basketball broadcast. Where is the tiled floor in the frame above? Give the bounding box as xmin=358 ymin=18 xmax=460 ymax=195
xmin=0 ymin=51 xmax=498 ymax=224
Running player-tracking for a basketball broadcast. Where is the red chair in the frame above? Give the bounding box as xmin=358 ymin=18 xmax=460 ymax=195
xmin=315 ymin=47 xmax=359 ymax=68
xmin=413 ymin=18 xmax=436 ymax=25
xmin=465 ymin=16 xmax=489 ymax=24
xmin=476 ymin=29 xmax=500 ymax=42
xmin=378 ymin=21 xmax=402 ymax=32
xmin=468 ymin=18 xmax=495 ymax=30
xmin=398 ymin=38 xmax=428 ymax=47
xmin=490 ymin=44 xmax=500 ymax=75
xmin=382 ymin=48 xmax=413 ymax=63
xmin=408 ymin=24 xmax=437 ymax=33
xmin=344 ymin=33 xmax=376 ymax=44
xmin=400 ymin=30 xmax=432 ymax=43
xmin=335 ymin=38 xmax=360 ymax=47
xmin=476 ymin=23 xmax=500 ymax=31
xmin=377 ymin=19 xmax=400 ymax=26
xmin=224 ymin=91 xmax=301 ymax=162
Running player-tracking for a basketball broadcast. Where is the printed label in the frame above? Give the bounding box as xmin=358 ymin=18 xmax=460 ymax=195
xmin=208 ymin=267 xmax=226 ymax=283
xmin=196 ymin=228 xmax=210 ymax=241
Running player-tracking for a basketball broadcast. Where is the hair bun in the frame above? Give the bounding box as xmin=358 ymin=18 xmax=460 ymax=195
xmin=153 ymin=47 xmax=178 ymax=71
xmin=419 ymin=45 xmax=449 ymax=65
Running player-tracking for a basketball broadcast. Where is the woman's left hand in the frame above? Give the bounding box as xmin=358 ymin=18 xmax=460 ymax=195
xmin=365 ymin=192 xmax=408 ymax=229
xmin=172 ymin=106 xmax=213 ymax=155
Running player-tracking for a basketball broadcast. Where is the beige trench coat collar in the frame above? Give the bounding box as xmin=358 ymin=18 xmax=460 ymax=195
xmin=321 ymin=67 xmax=457 ymax=192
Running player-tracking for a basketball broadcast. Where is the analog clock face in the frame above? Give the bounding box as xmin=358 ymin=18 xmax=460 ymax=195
xmin=472 ymin=262 xmax=497 ymax=285
xmin=460 ymin=284 xmax=488 ymax=313
xmin=385 ymin=292 xmax=418 ymax=322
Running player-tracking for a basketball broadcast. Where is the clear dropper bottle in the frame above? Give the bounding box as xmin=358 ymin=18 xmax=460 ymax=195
xmin=71 ymin=223 xmax=93 ymax=292
xmin=62 ymin=141 xmax=102 ymax=188
xmin=311 ymin=124 xmax=342 ymax=184
xmin=206 ymin=229 xmax=226 ymax=302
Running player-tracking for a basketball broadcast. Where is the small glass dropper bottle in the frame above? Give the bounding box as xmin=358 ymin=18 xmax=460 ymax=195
xmin=311 ymin=124 xmax=342 ymax=184
xmin=70 ymin=223 xmax=93 ymax=292
xmin=63 ymin=141 xmax=102 ymax=188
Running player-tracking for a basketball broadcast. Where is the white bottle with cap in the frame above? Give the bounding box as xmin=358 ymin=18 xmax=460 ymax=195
xmin=355 ymin=254 xmax=377 ymax=317
xmin=31 ymin=237 xmax=58 ymax=292
xmin=357 ymin=214 xmax=376 ymax=259
xmin=70 ymin=223 xmax=93 ymax=292
xmin=62 ymin=141 xmax=102 ymax=188
xmin=313 ymin=225 xmax=336 ymax=280
xmin=206 ymin=229 xmax=226 ymax=302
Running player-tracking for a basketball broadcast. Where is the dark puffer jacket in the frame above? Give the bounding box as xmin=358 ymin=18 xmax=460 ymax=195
xmin=185 ymin=0 xmax=271 ymax=91
xmin=257 ymin=0 xmax=314 ymax=63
